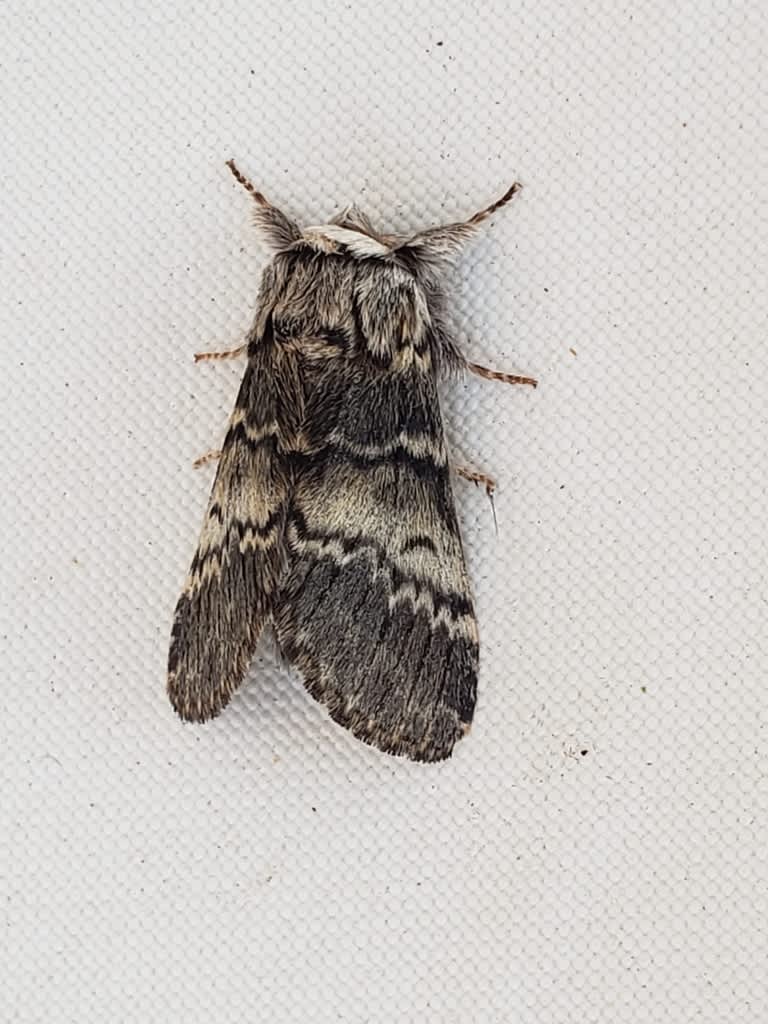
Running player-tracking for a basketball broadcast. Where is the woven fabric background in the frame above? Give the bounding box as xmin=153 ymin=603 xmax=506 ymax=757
xmin=3 ymin=2 xmax=766 ymax=1021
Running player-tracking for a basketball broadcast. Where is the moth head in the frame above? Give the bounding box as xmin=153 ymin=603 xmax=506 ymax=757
xmin=301 ymin=203 xmax=401 ymax=259
xmin=331 ymin=203 xmax=384 ymax=238
xmin=300 ymin=201 xmax=494 ymax=269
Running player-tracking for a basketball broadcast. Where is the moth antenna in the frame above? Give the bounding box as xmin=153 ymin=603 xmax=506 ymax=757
xmin=399 ymin=182 xmax=523 ymax=263
xmin=467 ymin=182 xmax=523 ymax=225
xmin=226 ymin=159 xmax=302 ymax=249
xmin=226 ymin=159 xmax=271 ymax=208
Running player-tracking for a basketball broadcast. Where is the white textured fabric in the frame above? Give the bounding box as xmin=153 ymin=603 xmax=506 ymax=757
xmin=3 ymin=2 xmax=766 ymax=1021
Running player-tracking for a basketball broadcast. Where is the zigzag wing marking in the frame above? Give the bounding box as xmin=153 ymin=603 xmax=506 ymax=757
xmin=168 ymin=323 xmax=301 ymax=721
xmin=275 ymin=356 xmax=479 ymax=762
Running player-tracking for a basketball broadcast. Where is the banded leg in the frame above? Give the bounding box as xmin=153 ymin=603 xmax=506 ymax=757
xmin=467 ymin=361 xmax=537 ymax=388
xmin=194 ymin=344 xmax=247 ymax=363
xmin=193 ymin=448 xmax=223 ymax=469
xmin=454 ymin=465 xmax=496 ymax=496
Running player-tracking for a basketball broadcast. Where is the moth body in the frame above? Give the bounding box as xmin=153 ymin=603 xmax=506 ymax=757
xmin=168 ymin=162 xmax=530 ymax=761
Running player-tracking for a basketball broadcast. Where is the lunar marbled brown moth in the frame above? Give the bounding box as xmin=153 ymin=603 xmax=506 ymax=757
xmin=168 ymin=160 xmax=536 ymax=762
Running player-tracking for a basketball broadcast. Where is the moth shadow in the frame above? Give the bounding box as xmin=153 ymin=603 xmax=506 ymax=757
xmin=227 ymin=627 xmax=335 ymax=738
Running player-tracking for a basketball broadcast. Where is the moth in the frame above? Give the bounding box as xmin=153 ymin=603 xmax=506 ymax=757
xmin=168 ymin=160 xmax=536 ymax=762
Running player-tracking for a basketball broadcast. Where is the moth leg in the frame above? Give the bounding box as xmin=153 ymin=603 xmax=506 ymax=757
xmin=454 ymin=464 xmax=496 ymax=496
xmin=467 ymin=361 xmax=537 ymax=388
xmin=194 ymin=344 xmax=248 ymax=363
xmin=454 ymin=464 xmax=499 ymax=532
xmin=193 ymin=448 xmax=222 ymax=469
